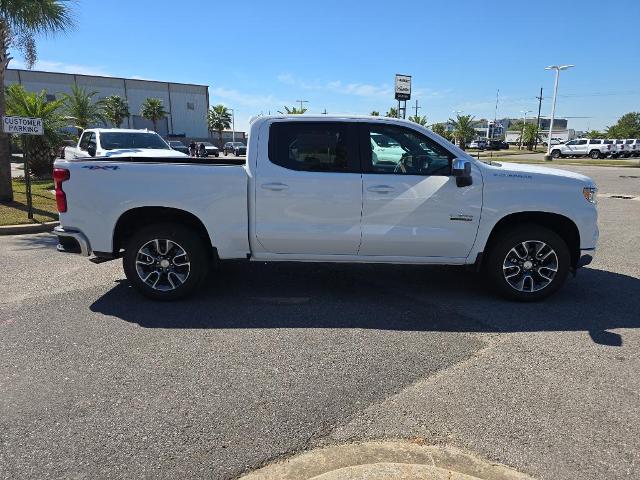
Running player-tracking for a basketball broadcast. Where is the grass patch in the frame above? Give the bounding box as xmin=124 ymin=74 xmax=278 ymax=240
xmin=0 ymin=177 xmax=58 ymax=226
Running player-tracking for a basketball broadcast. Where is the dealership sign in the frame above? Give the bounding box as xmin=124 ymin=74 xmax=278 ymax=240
xmin=394 ymin=74 xmax=411 ymax=101
xmin=2 ymin=116 xmax=43 ymax=135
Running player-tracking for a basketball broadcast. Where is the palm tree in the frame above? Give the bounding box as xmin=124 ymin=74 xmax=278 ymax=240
xmin=385 ymin=107 xmax=398 ymax=118
xmin=0 ymin=0 xmax=74 ymax=201
xmin=283 ymin=105 xmax=306 ymax=114
xmin=63 ymin=84 xmax=106 ymax=135
xmin=140 ymin=98 xmax=167 ymax=132
xmin=584 ymin=130 xmax=603 ymax=139
xmin=448 ymin=114 xmax=477 ymax=150
xmin=207 ymin=104 xmax=231 ymax=147
xmin=5 ymin=84 xmax=66 ymax=176
xmin=431 ymin=123 xmax=453 ymax=142
xmin=370 ymin=111 xmax=380 ymax=116
xmin=409 ymin=115 xmax=428 ymax=126
xmin=103 ymin=95 xmax=130 ymax=128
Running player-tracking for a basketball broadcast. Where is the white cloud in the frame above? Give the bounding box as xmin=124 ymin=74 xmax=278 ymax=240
xmin=277 ymin=73 xmax=451 ymax=101
xmin=9 ymin=59 xmax=112 ymax=77
xmin=209 ymin=87 xmax=286 ymax=109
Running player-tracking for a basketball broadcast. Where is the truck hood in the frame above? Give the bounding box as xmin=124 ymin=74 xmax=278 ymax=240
xmin=488 ymin=161 xmax=594 ymax=185
xmin=103 ymin=148 xmax=188 ymax=158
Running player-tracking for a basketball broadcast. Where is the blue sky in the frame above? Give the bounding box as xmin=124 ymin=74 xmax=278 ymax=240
xmin=10 ymin=0 xmax=640 ymax=132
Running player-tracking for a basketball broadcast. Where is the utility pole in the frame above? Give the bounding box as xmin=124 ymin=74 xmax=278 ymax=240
xmin=322 ymin=108 xmax=327 ymax=115
xmin=534 ymin=87 xmax=543 ymax=150
xmin=296 ymin=100 xmax=309 ymax=112
xmin=413 ymin=99 xmax=421 ymax=118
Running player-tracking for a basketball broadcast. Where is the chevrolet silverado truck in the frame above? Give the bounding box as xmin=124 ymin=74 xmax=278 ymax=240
xmin=53 ymin=115 xmax=599 ymax=301
xmin=62 ymin=128 xmax=186 ymax=159
xmin=550 ymin=138 xmax=612 ymax=159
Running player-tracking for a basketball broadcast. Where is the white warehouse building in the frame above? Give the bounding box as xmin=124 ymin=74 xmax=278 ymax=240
xmin=5 ymin=69 xmax=209 ymax=138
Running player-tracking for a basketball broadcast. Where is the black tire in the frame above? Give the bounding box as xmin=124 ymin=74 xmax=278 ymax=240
xmin=589 ymin=149 xmax=602 ymax=159
xmin=485 ymin=224 xmax=570 ymax=302
xmin=551 ymin=149 xmax=562 ymax=159
xmin=123 ymin=223 xmax=208 ymax=300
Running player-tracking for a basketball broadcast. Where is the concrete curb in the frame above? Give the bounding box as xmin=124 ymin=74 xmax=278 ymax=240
xmin=239 ymin=441 xmax=535 ymax=480
xmin=0 ymin=221 xmax=59 ymax=236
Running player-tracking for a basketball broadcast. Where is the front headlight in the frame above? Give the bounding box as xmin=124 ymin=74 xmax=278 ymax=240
xmin=583 ymin=185 xmax=598 ymax=204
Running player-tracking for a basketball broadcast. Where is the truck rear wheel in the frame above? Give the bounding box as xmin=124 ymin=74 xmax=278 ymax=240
xmin=485 ymin=224 xmax=570 ymax=301
xmin=123 ymin=223 xmax=208 ymax=300
xmin=589 ymin=149 xmax=602 ymax=159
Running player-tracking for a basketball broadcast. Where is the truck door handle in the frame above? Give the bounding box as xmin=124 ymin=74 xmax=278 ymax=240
xmin=261 ymin=182 xmax=289 ymax=191
xmin=367 ymin=185 xmax=394 ymax=194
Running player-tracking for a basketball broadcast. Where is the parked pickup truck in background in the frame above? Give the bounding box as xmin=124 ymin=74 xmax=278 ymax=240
xmin=63 ymin=128 xmax=187 ymax=159
xmin=612 ymin=139 xmax=626 ymax=158
xmin=550 ymin=138 xmax=612 ymax=159
xmin=53 ymin=115 xmax=599 ymax=302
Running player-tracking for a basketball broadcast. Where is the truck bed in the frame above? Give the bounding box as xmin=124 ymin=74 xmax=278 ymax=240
xmin=54 ymin=156 xmax=250 ymax=259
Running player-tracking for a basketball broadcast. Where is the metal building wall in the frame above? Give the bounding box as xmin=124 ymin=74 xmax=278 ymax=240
xmin=5 ymin=69 xmax=208 ymax=137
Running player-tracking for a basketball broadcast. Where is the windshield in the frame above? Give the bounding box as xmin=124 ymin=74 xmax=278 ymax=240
xmin=101 ymin=132 xmax=170 ymax=150
xmin=231 ymin=142 xmax=244 ymax=147
xmin=202 ymin=142 xmax=215 ymax=147
xmin=168 ymin=141 xmax=183 ymax=147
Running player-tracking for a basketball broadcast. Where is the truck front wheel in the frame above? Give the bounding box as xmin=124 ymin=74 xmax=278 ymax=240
xmin=589 ymin=150 xmax=602 ymax=159
xmin=551 ymin=149 xmax=562 ymax=159
xmin=123 ymin=223 xmax=208 ymax=300
xmin=485 ymin=225 xmax=570 ymax=301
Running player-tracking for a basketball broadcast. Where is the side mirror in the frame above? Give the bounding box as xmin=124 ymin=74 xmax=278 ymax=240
xmin=87 ymin=143 xmax=97 ymax=157
xmin=452 ymin=158 xmax=472 ymax=187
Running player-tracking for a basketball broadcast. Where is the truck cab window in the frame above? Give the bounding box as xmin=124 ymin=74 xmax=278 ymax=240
xmin=366 ymin=124 xmax=453 ymax=175
xmin=79 ymin=132 xmax=91 ymax=151
xmin=269 ymin=122 xmax=352 ymax=172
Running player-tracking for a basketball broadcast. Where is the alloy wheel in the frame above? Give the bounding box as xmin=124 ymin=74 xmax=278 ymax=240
xmin=135 ymin=238 xmax=191 ymax=291
xmin=502 ymin=240 xmax=559 ymax=293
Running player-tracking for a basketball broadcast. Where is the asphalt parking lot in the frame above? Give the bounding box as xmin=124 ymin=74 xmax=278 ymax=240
xmin=1 ymin=165 xmax=639 ymax=480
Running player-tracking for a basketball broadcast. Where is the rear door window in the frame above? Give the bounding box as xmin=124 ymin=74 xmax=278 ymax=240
xmin=589 ymin=139 xmax=602 ymax=144
xmin=268 ymin=122 xmax=358 ymax=172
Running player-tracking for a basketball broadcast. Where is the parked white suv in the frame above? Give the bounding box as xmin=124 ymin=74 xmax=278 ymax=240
xmin=53 ymin=115 xmax=598 ymax=302
xmin=550 ymin=138 xmax=612 ymax=159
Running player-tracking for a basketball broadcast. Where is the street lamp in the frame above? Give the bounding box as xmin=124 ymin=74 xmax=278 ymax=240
xmin=519 ymin=110 xmax=532 ymax=150
xmin=544 ymin=65 xmax=574 ymax=158
xmin=229 ymin=108 xmax=236 ymax=143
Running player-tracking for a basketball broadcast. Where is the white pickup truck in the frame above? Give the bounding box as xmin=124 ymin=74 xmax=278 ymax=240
xmin=550 ymin=138 xmax=613 ymax=159
xmin=62 ymin=128 xmax=187 ymax=159
xmin=53 ymin=115 xmax=599 ymax=301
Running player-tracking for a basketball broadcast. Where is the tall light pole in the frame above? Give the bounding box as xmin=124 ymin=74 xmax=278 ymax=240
xmin=544 ymin=65 xmax=574 ymax=158
xmin=519 ymin=110 xmax=532 ymax=150
xmin=229 ymin=108 xmax=235 ymax=142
